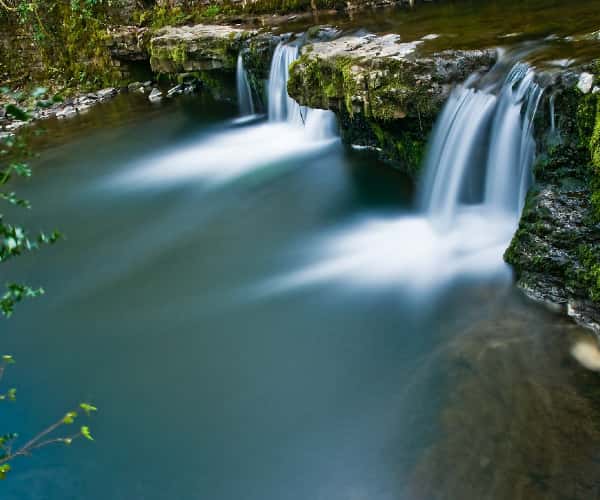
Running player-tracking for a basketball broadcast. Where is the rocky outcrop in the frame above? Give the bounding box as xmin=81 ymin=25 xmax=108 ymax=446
xmin=505 ymin=73 xmax=600 ymax=334
xmin=149 ymin=24 xmax=257 ymax=73
xmin=107 ymin=26 xmax=150 ymax=61
xmin=288 ymin=32 xmax=495 ymax=175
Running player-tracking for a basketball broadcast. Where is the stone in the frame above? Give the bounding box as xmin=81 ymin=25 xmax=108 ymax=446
xmin=149 ymin=24 xmax=257 ymax=74
xmin=167 ymin=84 xmax=184 ymax=98
xmin=107 ymin=26 xmax=149 ymax=61
xmin=287 ymin=30 xmax=495 ymax=175
xmin=128 ymin=81 xmax=143 ymax=92
xmin=97 ymin=88 xmax=117 ymax=100
xmin=288 ymin=32 xmax=496 ymax=121
xmin=577 ymin=72 xmax=594 ymax=94
xmin=148 ymin=88 xmax=163 ymax=103
xmin=56 ymin=106 xmax=77 ymax=119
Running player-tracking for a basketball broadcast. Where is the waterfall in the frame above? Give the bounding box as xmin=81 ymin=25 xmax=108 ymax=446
xmin=420 ymin=62 xmax=543 ymax=227
xmin=267 ymin=42 xmax=338 ymax=138
xmin=236 ymin=53 xmax=255 ymax=116
xmin=266 ymin=60 xmax=545 ymax=293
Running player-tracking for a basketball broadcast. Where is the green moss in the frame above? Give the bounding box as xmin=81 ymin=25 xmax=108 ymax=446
xmin=507 ymin=66 xmax=600 ymax=307
xmin=589 ymin=92 xmax=600 ymax=220
xmin=288 ymin=52 xmax=437 ymax=175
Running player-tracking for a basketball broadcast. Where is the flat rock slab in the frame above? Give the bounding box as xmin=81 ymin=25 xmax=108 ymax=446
xmin=149 ymin=24 xmax=257 ymax=73
xmin=288 ymin=31 xmax=496 ymax=121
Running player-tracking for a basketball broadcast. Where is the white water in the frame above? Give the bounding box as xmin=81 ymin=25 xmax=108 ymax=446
xmin=268 ymin=42 xmax=338 ymax=139
xmin=236 ymin=52 xmax=255 ymax=116
xmin=110 ymin=42 xmax=338 ymax=190
xmin=263 ymin=61 xmax=543 ymax=295
xmin=422 ymin=63 xmax=542 ymax=225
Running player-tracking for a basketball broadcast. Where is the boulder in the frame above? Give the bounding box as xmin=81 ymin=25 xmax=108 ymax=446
xmin=148 ymin=88 xmax=163 ymax=103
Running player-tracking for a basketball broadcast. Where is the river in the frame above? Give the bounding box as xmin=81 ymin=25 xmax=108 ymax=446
xmin=3 ymin=30 xmax=600 ymax=500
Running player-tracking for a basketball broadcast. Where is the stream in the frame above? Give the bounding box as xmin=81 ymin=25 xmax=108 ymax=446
xmin=3 ymin=17 xmax=600 ymax=500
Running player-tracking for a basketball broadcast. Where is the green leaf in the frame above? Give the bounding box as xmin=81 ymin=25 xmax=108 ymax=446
xmin=7 ymin=388 xmax=16 ymax=401
xmin=80 ymin=403 xmax=97 ymax=416
xmin=63 ymin=437 xmax=73 ymax=446
xmin=63 ymin=411 xmax=77 ymax=424
xmin=80 ymin=426 xmax=93 ymax=441
xmin=0 ymin=464 xmax=11 ymax=480
xmin=5 ymin=104 xmax=29 ymax=122
xmin=2 ymin=355 xmax=15 ymax=364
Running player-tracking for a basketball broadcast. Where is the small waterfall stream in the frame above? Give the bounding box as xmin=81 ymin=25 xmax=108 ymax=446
xmin=236 ymin=52 xmax=255 ymax=116
xmin=267 ymin=42 xmax=338 ymax=139
xmin=421 ymin=62 xmax=543 ymax=226
xmin=110 ymin=41 xmax=339 ymax=190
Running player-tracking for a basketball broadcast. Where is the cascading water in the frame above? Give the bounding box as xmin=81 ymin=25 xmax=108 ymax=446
xmin=267 ymin=42 xmax=338 ymax=139
xmin=263 ymin=60 xmax=544 ymax=294
xmin=421 ymin=62 xmax=543 ymax=227
xmin=236 ymin=52 xmax=255 ymax=116
xmin=110 ymin=41 xmax=339 ymax=190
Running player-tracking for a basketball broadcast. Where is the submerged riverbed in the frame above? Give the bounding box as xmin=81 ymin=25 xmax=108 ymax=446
xmin=2 ymin=88 xmax=600 ymax=500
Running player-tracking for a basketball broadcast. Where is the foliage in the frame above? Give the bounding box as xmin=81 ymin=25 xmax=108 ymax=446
xmin=1 ymin=0 xmax=123 ymax=89
xmin=0 ymin=90 xmax=96 ymax=479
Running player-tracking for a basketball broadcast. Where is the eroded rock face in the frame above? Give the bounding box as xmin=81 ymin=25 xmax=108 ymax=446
xmin=288 ymin=33 xmax=495 ymax=120
xmin=505 ymin=80 xmax=600 ymax=334
xmin=107 ymin=26 xmax=150 ymax=61
xmin=287 ymin=31 xmax=495 ymax=174
xmin=149 ymin=24 xmax=257 ymax=73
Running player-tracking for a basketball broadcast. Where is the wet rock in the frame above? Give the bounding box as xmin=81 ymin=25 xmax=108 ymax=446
xmin=128 ymin=81 xmax=143 ymax=92
xmin=56 ymin=106 xmax=77 ymax=119
xmin=149 ymin=24 xmax=257 ymax=73
xmin=96 ymin=87 xmax=118 ymax=100
xmin=288 ymin=31 xmax=496 ymax=121
xmin=167 ymin=84 xmax=184 ymax=98
xmin=505 ymin=83 xmax=600 ymax=334
xmin=287 ymin=30 xmax=495 ymax=175
xmin=148 ymin=88 xmax=163 ymax=103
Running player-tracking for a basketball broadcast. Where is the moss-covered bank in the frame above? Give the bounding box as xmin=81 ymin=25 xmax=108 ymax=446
xmin=505 ymin=67 xmax=600 ymax=332
xmin=287 ymin=35 xmax=495 ymax=175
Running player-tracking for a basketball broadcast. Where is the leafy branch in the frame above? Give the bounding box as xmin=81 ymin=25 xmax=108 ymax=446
xmin=1 ymin=90 xmax=97 ymax=480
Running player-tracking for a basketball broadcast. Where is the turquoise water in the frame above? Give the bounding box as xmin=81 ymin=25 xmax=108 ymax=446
xmin=2 ymin=92 xmax=600 ymax=500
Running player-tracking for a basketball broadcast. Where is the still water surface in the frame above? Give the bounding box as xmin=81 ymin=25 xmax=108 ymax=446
xmin=3 ymin=93 xmax=600 ymax=500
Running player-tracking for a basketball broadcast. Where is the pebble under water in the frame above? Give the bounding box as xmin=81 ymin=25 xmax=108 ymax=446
xmin=2 ymin=88 xmax=600 ymax=500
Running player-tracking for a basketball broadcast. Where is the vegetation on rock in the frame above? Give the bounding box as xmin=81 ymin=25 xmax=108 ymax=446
xmin=505 ymin=68 xmax=600 ymax=322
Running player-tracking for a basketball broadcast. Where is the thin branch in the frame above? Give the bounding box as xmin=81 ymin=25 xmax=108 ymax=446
xmin=0 ymin=412 xmax=72 ymax=465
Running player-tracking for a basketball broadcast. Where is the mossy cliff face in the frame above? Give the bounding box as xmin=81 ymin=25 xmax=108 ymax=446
xmin=0 ymin=0 xmax=137 ymax=89
xmin=505 ymin=68 xmax=600 ymax=333
xmin=288 ymin=34 xmax=495 ymax=175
